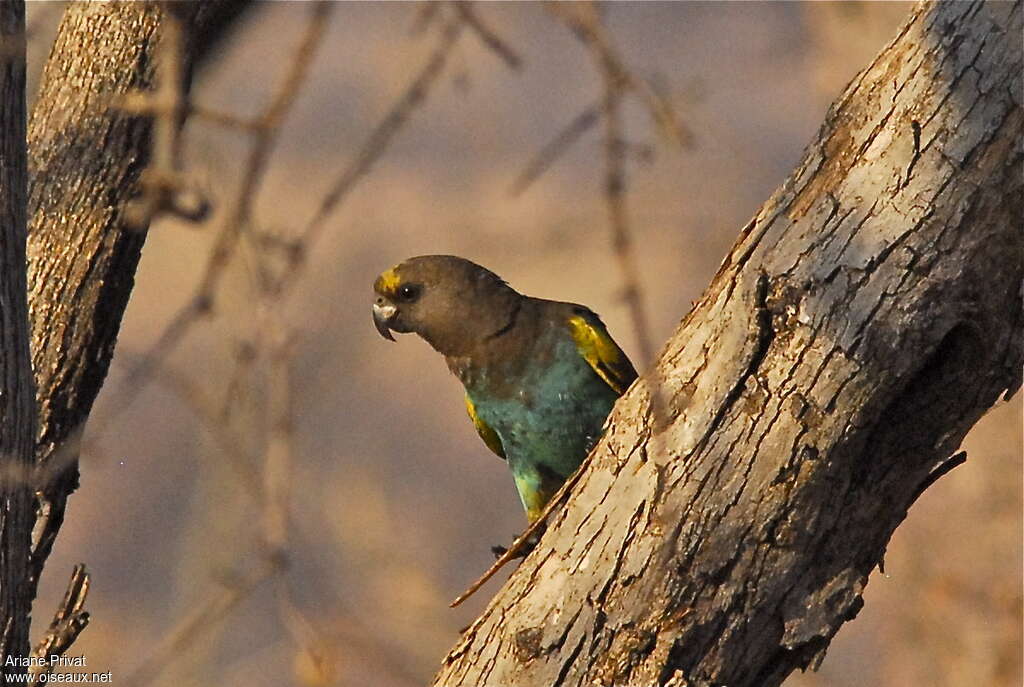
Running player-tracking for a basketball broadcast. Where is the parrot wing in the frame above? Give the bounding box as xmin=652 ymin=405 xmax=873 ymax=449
xmin=465 ymin=395 xmax=506 ymax=459
xmin=567 ymin=308 xmax=639 ymax=396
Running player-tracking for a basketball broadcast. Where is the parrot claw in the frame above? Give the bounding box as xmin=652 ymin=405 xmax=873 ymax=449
xmin=490 ymin=526 xmax=544 ymax=560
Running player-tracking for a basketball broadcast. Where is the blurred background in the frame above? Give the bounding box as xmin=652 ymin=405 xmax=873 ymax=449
xmin=25 ymin=3 xmax=1021 ymax=686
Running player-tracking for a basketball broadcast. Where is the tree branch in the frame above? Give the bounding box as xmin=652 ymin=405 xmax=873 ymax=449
xmin=0 ymin=0 xmax=37 ymax=675
xmin=23 ymin=0 xmax=254 ymax=624
xmin=28 ymin=564 xmax=89 ymax=686
xmin=433 ymin=2 xmax=1022 ymax=685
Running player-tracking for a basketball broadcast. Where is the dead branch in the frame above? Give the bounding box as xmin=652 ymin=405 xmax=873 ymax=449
xmin=28 ymin=565 xmax=90 ymax=686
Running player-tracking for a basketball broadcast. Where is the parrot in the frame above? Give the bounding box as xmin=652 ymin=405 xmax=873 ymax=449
xmin=372 ymin=255 xmax=638 ymax=527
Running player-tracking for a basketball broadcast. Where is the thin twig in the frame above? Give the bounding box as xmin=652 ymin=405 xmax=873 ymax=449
xmin=451 ymin=448 xmax=597 ymax=607
xmin=88 ymin=2 xmax=332 ymax=441
xmin=122 ymin=559 xmax=278 ymax=687
xmin=911 ymin=451 xmax=968 ymax=504
xmin=119 ymin=8 xmax=210 ymax=228
xmin=218 ymin=339 xmax=258 ymax=422
xmin=601 ymin=67 xmax=655 ymax=365
xmin=547 ymin=1 xmax=659 ymax=365
xmin=453 ymin=1 xmax=522 ymax=70
xmin=260 ymin=309 xmax=292 ymax=558
xmin=509 ymin=100 xmax=601 ymax=196
xmin=408 ymin=2 xmax=441 ymax=36
xmin=545 ymin=1 xmax=691 ymax=146
xmin=29 ymin=565 xmax=90 ymax=686
xmin=188 ymin=103 xmax=262 ymax=132
xmin=140 ymin=355 xmax=263 ymax=500
xmin=291 ymin=17 xmax=464 ymax=264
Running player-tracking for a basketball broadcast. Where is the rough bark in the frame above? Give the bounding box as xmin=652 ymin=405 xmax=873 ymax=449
xmin=25 ymin=0 xmax=253 ymax=595
xmin=0 ymin=0 xmax=37 ymax=675
xmin=434 ymin=3 xmax=1023 ymax=686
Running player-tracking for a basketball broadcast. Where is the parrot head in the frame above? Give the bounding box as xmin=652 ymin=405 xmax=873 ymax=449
xmin=372 ymin=255 xmax=519 ymax=356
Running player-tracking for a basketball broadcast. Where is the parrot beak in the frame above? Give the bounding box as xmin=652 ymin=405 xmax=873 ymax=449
xmin=373 ymin=299 xmax=398 ymax=341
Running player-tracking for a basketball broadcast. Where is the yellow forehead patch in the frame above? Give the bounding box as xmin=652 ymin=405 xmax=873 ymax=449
xmin=376 ymin=266 xmax=401 ymax=295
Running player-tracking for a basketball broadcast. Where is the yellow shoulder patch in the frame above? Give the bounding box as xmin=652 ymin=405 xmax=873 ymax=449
xmin=567 ymin=313 xmax=638 ymax=396
xmin=465 ymin=395 xmax=505 ymax=459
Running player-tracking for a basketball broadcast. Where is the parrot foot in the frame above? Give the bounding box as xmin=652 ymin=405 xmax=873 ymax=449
xmin=490 ymin=524 xmax=545 ymax=559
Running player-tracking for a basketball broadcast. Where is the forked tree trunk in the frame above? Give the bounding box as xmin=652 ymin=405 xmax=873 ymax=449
xmin=433 ymin=2 xmax=1022 ymax=686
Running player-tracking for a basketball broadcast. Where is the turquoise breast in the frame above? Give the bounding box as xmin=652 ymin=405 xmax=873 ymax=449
xmin=466 ymin=331 xmax=619 ymax=513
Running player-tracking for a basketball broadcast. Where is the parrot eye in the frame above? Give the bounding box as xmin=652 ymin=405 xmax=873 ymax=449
xmin=397 ymin=283 xmax=421 ymax=302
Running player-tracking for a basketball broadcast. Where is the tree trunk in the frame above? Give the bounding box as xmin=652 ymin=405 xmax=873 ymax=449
xmin=433 ymin=2 xmax=1022 ymax=686
xmin=0 ymin=0 xmax=37 ymax=675
xmin=25 ymin=0 xmax=252 ymax=596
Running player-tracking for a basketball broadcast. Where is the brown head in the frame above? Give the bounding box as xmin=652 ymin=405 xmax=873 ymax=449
xmin=372 ymin=255 xmax=521 ymax=357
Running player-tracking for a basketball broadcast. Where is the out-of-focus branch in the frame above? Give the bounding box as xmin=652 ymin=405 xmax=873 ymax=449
xmin=292 ymin=16 xmax=464 ymax=263
xmin=26 ymin=0 xmax=257 ymax=600
xmin=114 ymin=6 xmax=457 ymax=682
xmin=453 ymin=1 xmax=522 ymax=70
xmin=511 ymin=2 xmax=693 ymax=365
xmin=119 ymin=9 xmax=210 ymax=229
xmin=548 ymin=1 xmax=673 ymax=365
xmin=123 ymin=559 xmax=277 ymax=687
xmin=509 ymin=101 xmax=601 ymax=196
xmin=600 ymin=61 xmax=655 ymax=366
xmin=49 ymin=20 xmax=334 ymax=678
xmin=140 ymin=356 xmax=263 ymax=500
xmin=82 ymin=2 xmax=332 ymax=454
xmin=545 ymin=1 xmax=691 ymax=146
xmin=243 ymin=8 xmax=473 ymax=306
